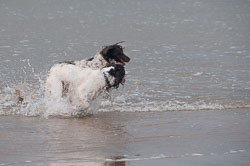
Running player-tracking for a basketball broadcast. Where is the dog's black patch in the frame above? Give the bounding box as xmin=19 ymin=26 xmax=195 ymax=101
xmin=58 ymin=61 xmax=76 ymax=65
xmin=107 ymin=64 xmax=125 ymax=89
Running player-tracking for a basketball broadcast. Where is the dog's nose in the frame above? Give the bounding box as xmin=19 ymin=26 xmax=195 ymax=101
xmin=123 ymin=54 xmax=130 ymax=62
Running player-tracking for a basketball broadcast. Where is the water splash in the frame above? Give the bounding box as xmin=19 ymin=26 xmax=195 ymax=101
xmin=1 ymin=76 xmax=250 ymax=118
xmin=0 ymin=75 xmax=107 ymax=117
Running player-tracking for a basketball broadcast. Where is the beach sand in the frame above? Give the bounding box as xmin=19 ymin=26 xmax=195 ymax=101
xmin=1 ymin=109 xmax=249 ymax=166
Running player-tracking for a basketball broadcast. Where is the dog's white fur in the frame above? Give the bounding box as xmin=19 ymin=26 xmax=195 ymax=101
xmin=74 ymin=53 xmax=114 ymax=69
xmin=45 ymin=43 xmax=129 ymax=114
xmin=45 ymin=63 xmax=116 ymax=112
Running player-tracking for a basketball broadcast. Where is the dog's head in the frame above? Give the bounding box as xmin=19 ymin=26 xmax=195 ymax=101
xmin=103 ymin=64 xmax=126 ymax=90
xmin=100 ymin=42 xmax=130 ymax=65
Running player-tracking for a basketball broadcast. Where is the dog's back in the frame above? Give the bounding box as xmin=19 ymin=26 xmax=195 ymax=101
xmin=46 ymin=63 xmax=102 ymax=99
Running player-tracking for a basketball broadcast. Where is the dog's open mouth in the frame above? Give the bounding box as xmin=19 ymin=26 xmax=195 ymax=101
xmin=119 ymin=57 xmax=130 ymax=65
xmin=119 ymin=59 xmax=126 ymax=65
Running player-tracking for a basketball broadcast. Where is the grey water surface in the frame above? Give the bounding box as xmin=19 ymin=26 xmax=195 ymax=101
xmin=0 ymin=0 xmax=250 ymax=165
xmin=0 ymin=0 xmax=249 ymax=112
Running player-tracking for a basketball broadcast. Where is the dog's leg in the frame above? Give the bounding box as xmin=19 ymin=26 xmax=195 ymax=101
xmin=71 ymin=87 xmax=91 ymax=111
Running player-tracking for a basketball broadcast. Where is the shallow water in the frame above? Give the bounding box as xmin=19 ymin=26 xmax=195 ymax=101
xmin=0 ymin=0 xmax=250 ymax=165
xmin=1 ymin=0 xmax=250 ymax=116
xmin=1 ymin=110 xmax=250 ymax=166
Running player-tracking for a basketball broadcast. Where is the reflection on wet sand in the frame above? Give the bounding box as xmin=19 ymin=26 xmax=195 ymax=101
xmin=50 ymin=160 xmax=125 ymax=166
xmin=45 ymin=115 xmax=127 ymax=166
xmin=50 ymin=157 xmax=126 ymax=166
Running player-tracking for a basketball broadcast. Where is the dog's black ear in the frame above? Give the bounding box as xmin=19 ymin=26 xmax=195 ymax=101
xmin=101 ymin=42 xmax=125 ymax=57
xmin=100 ymin=46 xmax=109 ymax=56
xmin=108 ymin=64 xmax=125 ymax=89
xmin=108 ymin=67 xmax=116 ymax=77
xmin=100 ymin=46 xmax=113 ymax=62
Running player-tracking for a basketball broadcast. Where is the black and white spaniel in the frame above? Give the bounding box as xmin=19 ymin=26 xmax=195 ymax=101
xmin=45 ymin=42 xmax=129 ymax=114
xmin=45 ymin=63 xmax=126 ymax=113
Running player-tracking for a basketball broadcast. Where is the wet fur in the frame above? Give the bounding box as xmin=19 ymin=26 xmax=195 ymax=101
xmin=45 ymin=64 xmax=125 ymax=112
xmin=74 ymin=43 xmax=130 ymax=69
xmin=45 ymin=43 xmax=129 ymax=112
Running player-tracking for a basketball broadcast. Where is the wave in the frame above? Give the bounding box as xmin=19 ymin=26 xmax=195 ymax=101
xmin=99 ymin=96 xmax=250 ymax=112
xmin=0 ymin=81 xmax=250 ymax=118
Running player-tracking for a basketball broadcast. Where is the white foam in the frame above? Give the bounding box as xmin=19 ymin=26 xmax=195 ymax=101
xmin=19 ymin=40 xmax=29 ymax=43
xmin=104 ymin=150 xmax=247 ymax=162
xmin=99 ymin=97 xmax=228 ymax=113
xmin=224 ymin=149 xmax=247 ymax=155
xmin=1 ymin=80 xmax=250 ymax=117
xmin=191 ymin=153 xmax=204 ymax=157
xmin=0 ymin=77 xmax=105 ymax=117
xmin=193 ymin=72 xmax=203 ymax=76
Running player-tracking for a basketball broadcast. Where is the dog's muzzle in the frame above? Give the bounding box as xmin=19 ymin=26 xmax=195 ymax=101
xmin=120 ymin=54 xmax=130 ymax=65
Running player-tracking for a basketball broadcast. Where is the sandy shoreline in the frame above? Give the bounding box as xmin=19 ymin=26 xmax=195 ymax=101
xmin=0 ymin=108 xmax=249 ymax=166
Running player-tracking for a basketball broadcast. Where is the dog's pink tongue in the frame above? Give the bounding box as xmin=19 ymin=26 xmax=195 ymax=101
xmin=120 ymin=59 xmax=126 ymax=65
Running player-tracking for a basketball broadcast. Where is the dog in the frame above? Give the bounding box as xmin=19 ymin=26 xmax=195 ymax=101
xmin=61 ymin=42 xmax=130 ymax=69
xmin=45 ymin=63 xmax=126 ymax=113
xmin=45 ymin=42 xmax=129 ymax=114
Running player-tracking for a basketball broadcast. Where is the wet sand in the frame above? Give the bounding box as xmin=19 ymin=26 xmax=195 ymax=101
xmin=1 ymin=109 xmax=249 ymax=166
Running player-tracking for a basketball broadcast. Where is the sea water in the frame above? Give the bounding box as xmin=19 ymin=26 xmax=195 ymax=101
xmin=1 ymin=0 xmax=250 ymax=117
xmin=0 ymin=1 xmax=250 ymax=165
